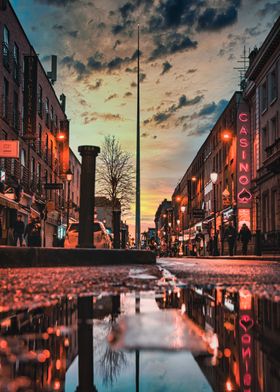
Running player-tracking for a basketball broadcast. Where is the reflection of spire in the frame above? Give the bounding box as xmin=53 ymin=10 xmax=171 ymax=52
xmin=135 ymin=292 xmax=140 ymax=392
xmin=135 ymin=24 xmax=141 ymax=249
xmin=76 ymin=296 xmax=97 ymax=392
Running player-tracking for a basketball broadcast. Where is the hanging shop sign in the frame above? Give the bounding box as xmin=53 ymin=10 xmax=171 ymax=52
xmin=0 ymin=140 xmax=19 ymax=158
xmin=23 ymin=56 xmax=37 ymax=140
xmin=237 ymin=104 xmax=251 ymax=229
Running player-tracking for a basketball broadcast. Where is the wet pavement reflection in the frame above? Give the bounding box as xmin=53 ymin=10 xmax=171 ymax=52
xmin=1 ymin=285 xmax=280 ymax=391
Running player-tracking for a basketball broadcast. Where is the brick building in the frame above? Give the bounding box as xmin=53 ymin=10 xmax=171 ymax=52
xmin=0 ymin=0 xmax=72 ymax=245
xmin=244 ymin=16 xmax=280 ymax=252
xmin=170 ymin=92 xmax=252 ymax=254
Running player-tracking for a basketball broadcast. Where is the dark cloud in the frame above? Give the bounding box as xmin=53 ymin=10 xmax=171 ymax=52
xmin=105 ymin=93 xmax=118 ymax=102
xmin=161 ymin=61 xmax=172 ymax=75
xmin=52 ymin=24 xmax=64 ymax=30
xmin=197 ymin=6 xmax=239 ymax=31
xmin=68 ymin=30 xmax=79 ymax=38
xmin=87 ymin=56 xmax=103 ymax=71
xmin=140 ymin=73 xmax=146 ymax=82
xmin=187 ymin=68 xmax=197 ymax=73
xmin=119 ymin=2 xmax=135 ymax=19
xmin=150 ymin=32 xmax=197 ymax=60
xmin=244 ymin=25 xmax=263 ymax=37
xmin=257 ymin=1 xmax=280 ymax=17
xmin=82 ymin=111 xmax=123 ymax=124
xmin=124 ymin=91 xmax=133 ymax=97
xmin=144 ymin=94 xmax=204 ymax=126
xmin=87 ymin=79 xmax=103 ymax=90
xmin=34 ymin=0 xmax=78 ymax=6
xmin=61 ymin=55 xmax=88 ymax=80
xmin=113 ymin=39 xmax=121 ymax=49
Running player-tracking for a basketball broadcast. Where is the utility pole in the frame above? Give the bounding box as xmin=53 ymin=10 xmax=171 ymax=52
xmin=135 ymin=24 xmax=141 ymax=249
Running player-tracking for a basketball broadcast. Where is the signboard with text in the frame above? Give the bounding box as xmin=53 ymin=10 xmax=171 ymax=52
xmin=236 ymin=102 xmax=252 ymax=229
xmin=0 ymin=140 xmax=19 ymax=158
xmin=23 ymin=55 xmax=37 ymax=140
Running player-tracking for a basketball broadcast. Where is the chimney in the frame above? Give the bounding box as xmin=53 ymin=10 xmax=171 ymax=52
xmin=249 ymin=47 xmax=258 ymax=66
xmin=60 ymin=94 xmax=66 ymax=112
xmin=47 ymin=55 xmax=57 ymax=84
xmin=0 ymin=0 xmax=7 ymax=10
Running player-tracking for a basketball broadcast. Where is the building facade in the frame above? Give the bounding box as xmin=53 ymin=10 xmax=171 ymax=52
xmin=169 ymin=92 xmax=252 ymax=255
xmin=0 ymin=0 xmax=73 ymax=246
xmin=244 ymin=16 xmax=280 ymax=252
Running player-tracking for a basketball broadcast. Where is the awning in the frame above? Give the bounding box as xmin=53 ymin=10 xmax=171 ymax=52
xmin=0 ymin=194 xmax=19 ymax=210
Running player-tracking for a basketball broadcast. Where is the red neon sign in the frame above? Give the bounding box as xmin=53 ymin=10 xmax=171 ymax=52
xmin=237 ymin=106 xmax=252 ymax=230
xmin=239 ymin=313 xmax=254 ymax=392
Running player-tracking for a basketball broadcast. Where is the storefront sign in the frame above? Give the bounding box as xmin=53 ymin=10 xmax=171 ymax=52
xmin=0 ymin=140 xmax=19 ymax=158
xmin=237 ymin=104 xmax=252 ymax=228
xmin=23 ymin=56 xmax=37 ymax=140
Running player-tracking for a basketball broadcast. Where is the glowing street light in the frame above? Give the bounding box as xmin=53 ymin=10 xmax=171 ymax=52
xmin=222 ymin=130 xmax=232 ymax=141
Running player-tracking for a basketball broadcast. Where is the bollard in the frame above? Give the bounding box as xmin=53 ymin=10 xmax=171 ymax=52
xmin=78 ymin=146 xmax=100 ymax=248
xmin=255 ymin=229 xmax=262 ymax=256
xmin=113 ymin=209 xmax=121 ymax=249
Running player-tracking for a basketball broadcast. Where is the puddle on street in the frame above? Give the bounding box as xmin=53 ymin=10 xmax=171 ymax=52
xmin=0 ymin=287 xmax=279 ymax=392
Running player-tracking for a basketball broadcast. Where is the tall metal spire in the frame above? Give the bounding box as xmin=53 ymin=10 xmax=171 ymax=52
xmin=135 ymin=24 xmax=141 ymax=249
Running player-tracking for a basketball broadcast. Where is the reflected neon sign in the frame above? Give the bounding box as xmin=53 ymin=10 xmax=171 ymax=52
xmin=239 ymin=313 xmax=254 ymax=392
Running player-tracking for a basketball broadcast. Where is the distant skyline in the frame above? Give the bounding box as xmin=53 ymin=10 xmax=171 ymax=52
xmin=11 ymin=0 xmax=280 ymax=230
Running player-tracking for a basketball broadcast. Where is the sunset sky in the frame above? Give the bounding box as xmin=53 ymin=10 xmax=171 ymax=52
xmin=11 ymin=0 xmax=280 ymax=231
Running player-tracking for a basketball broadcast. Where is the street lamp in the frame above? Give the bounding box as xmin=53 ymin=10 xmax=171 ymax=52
xmin=66 ymin=168 xmax=73 ymax=229
xmin=181 ymin=206 xmax=186 ymax=255
xmin=210 ymin=172 xmax=219 ymax=256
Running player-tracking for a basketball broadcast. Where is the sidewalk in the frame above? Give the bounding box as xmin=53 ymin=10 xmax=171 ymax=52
xmin=181 ymin=255 xmax=280 ymax=262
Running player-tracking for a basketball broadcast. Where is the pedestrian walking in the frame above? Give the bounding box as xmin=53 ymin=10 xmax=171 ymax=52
xmin=24 ymin=217 xmax=36 ymax=247
xmin=238 ymin=223 xmax=252 ymax=255
xmin=224 ymin=221 xmax=237 ymax=256
xmin=195 ymin=228 xmax=204 ymax=256
xmin=13 ymin=215 xmax=25 ymax=247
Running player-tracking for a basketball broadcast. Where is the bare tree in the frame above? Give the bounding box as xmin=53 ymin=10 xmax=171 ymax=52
xmin=96 ymin=135 xmax=135 ymax=214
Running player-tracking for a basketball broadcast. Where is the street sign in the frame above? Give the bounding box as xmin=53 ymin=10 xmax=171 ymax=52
xmin=44 ymin=183 xmax=63 ymax=190
xmin=0 ymin=140 xmax=19 ymax=158
xmin=192 ymin=208 xmax=205 ymax=218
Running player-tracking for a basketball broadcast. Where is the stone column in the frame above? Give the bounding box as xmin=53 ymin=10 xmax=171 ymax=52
xmin=78 ymin=146 xmax=100 ymax=248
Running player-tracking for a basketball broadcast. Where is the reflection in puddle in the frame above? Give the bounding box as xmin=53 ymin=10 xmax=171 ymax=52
xmin=0 ymin=287 xmax=279 ymax=391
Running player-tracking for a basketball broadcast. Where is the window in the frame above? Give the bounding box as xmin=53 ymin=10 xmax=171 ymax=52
xmin=262 ymin=193 xmax=269 ymax=233
xmin=269 ymin=68 xmax=277 ymax=103
xmin=37 ymin=162 xmax=41 ymax=183
xmin=260 ymin=81 xmax=267 ymax=112
xmin=13 ymin=91 xmax=19 ymax=130
xmin=31 ymin=157 xmax=35 ymax=181
xmin=50 ymin=140 xmax=53 ymax=167
xmin=261 ymin=126 xmax=268 ymax=159
xmin=50 ymin=105 xmax=54 ymax=132
xmin=3 ymin=78 xmax=9 ymax=119
xmin=38 ymin=124 xmax=42 ymax=155
xmin=271 ymin=190 xmax=277 ymax=231
xmin=270 ymin=117 xmax=277 ymax=145
xmin=45 ymin=134 xmax=49 ymax=162
xmin=38 ymin=85 xmax=43 ymax=117
xmin=45 ymin=98 xmax=49 ymax=126
xmin=13 ymin=43 xmax=19 ymax=83
xmin=20 ymin=149 xmax=26 ymax=180
xmin=3 ymin=25 xmax=9 ymax=69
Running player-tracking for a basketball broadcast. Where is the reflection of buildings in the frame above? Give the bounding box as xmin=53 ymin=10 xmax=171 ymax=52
xmin=0 ymin=298 xmax=78 ymax=391
xmin=160 ymin=286 xmax=280 ymax=392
